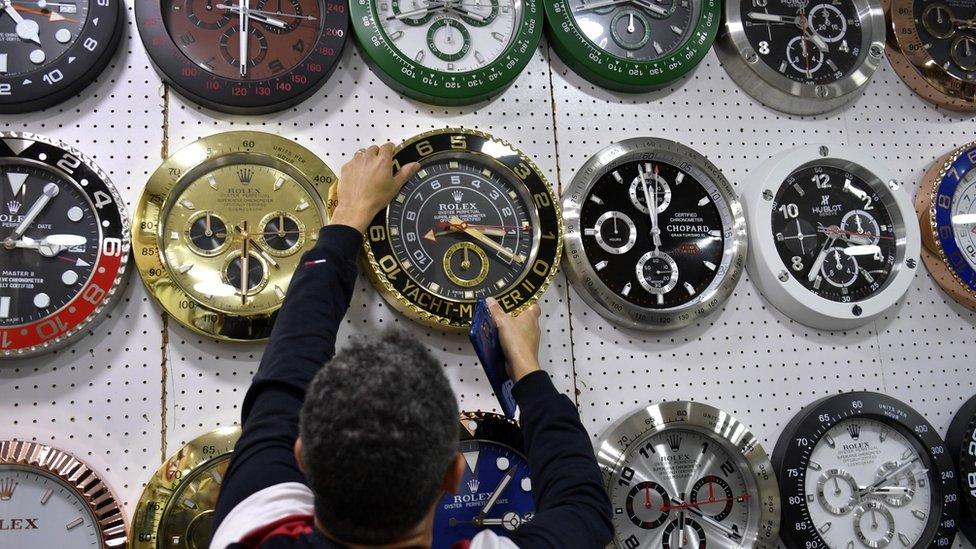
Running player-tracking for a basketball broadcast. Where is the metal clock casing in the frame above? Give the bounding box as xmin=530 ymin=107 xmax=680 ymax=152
xmin=946 ymin=394 xmax=976 ymax=545
xmin=915 ymin=142 xmax=976 ymax=312
xmin=742 ymin=145 xmax=920 ymax=330
xmin=130 ymin=426 xmax=240 ymax=549
xmin=0 ymin=132 xmax=130 ymax=358
xmin=133 ymin=131 xmax=334 ymax=341
xmin=595 ymin=401 xmax=781 ymax=549
xmin=359 ymin=128 xmax=563 ymax=330
xmin=544 ymin=0 xmax=720 ymax=92
xmin=771 ymin=392 xmax=959 ymax=549
xmin=0 ymin=439 xmax=127 ymax=547
xmin=0 ymin=0 xmax=123 ymax=113
xmin=562 ymin=137 xmax=747 ymax=331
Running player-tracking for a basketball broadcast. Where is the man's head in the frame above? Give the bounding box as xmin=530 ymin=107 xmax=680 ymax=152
xmin=297 ymin=328 xmax=461 ymax=545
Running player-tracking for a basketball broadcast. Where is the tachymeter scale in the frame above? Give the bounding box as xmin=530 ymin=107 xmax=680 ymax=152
xmin=945 ymin=395 xmax=976 ymax=545
xmin=570 ymin=0 xmax=697 ymax=61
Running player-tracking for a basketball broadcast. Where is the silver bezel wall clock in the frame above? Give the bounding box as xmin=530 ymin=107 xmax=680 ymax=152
xmin=741 ymin=144 xmax=919 ymax=330
xmin=714 ymin=0 xmax=886 ymax=115
xmin=595 ymin=401 xmax=781 ymax=549
xmin=562 ymin=137 xmax=747 ymax=330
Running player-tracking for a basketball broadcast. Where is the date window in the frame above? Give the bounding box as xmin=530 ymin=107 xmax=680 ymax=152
xmin=59 ymin=3 xmax=78 ymax=13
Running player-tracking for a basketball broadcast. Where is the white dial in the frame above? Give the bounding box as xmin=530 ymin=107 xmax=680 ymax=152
xmin=0 ymin=466 xmax=102 ymax=546
xmin=803 ymin=419 xmax=934 ymax=549
xmin=950 ymin=170 xmax=976 ymax=271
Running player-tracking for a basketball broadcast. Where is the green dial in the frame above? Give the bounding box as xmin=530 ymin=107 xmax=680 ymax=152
xmin=544 ymin=0 xmax=719 ymax=92
xmin=350 ymin=0 xmax=542 ymax=105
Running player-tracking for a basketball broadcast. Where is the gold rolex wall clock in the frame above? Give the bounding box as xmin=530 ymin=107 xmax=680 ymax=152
xmin=131 ymin=426 xmax=240 ymax=548
xmin=358 ymin=128 xmax=563 ymax=330
xmin=0 ymin=439 xmax=127 ymax=547
xmin=916 ymin=142 xmax=976 ymax=311
xmin=134 ymin=131 xmax=335 ymax=341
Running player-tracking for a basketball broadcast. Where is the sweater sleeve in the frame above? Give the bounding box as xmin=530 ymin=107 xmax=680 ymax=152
xmin=506 ymin=371 xmax=613 ymax=549
xmin=211 ymin=224 xmax=364 ymax=534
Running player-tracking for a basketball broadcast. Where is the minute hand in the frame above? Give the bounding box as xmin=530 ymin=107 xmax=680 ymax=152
xmin=449 ymin=216 xmax=526 ymax=264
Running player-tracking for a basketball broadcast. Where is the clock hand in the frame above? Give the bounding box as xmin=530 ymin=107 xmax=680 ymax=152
xmin=277 ymin=213 xmax=286 ymax=237
xmin=3 ymin=182 xmax=59 ymax=248
xmin=638 ymin=164 xmax=661 ymax=250
xmin=476 ymin=466 xmax=517 ymax=521
xmin=447 ymin=5 xmax=485 ymax=21
xmin=239 ymin=221 xmax=250 ymax=304
xmin=205 ymin=213 xmax=213 ymax=237
xmin=807 ymin=27 xmax=829 ymax=53
xmin=386 ymin=1 xmax=445 ymax=19
xmin=461 ymin=246 xmax=471 ymax=270
xmin=229 ymin=8 xmax=286 ymax=27
xmin=1 ymin=0 xmax=42 ymax=45
xmin=951 ymin=213 xmax=976 ymax=225
xmin=575 ymin=0 xmax=667 ymax=17
xmin=449 ymin=216 xmax=525 ymax=263
xmin=665 ymin=497 xmax=744 ymax=541
xmin=807 ymin=235 xmax=836 ymax=282
xmin=11 ymin=234 xmax=87 ymax=257
xmin=746 ymin=11 xmax=797 ymax=24
xmin=246 ymin=237 xmax=280 ymax=268
xmin=217 ymin=3 xmax=317 ymax=19
xmin=238 ymin=0 xmax=248 ymax=76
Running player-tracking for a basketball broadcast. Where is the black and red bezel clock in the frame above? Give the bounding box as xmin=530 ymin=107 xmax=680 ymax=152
xmin=136 ymin=0 xmax=348 ymax=114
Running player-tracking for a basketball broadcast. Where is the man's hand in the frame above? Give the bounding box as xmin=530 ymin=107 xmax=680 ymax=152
xmin=329 ymin=143 xmax=421 ymax=233
xmin=487 ymin=298 xmax=542 ymax=382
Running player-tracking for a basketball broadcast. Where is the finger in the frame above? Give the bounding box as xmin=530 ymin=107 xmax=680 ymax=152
xmin=525 ymin=303 xmax=541 ymax=319
xmin=486 ymin=297 xmax=506 ymax=324
xmin=354 ymin=148 xmax=365 ymax=157
xmin=366 ymin=145 xmax=380 ymax=156
xmin=393 ymin=162 xmax=421 ymax=188
xmin=379 ymin=142 xmax=395 ymax=159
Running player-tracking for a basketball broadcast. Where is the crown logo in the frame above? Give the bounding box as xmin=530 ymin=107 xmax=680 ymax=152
xmin=467 ymin=478 xmax=480 ymax=493
xmin=0 ymin=478 xmax=16 ymax=501
xmin=667 ymin=434 xmax=682 ymax=452
xmin=848 ymin=423 xmax=861 ymax=440
xmin=6 ymin=200 xmax=21 ymax=214
xmin=238 ymin=168 xmax=254 ymax=184
xmin=452 ymin=190 xmax=464 ymax=203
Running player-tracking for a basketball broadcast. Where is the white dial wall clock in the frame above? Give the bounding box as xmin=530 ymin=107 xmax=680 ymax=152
xmin=741 ymin=144 xmax=920 ymax=330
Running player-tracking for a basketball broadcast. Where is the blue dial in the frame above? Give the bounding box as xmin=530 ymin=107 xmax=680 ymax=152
xmin=933 ymin=144 xmax=976 ymax=292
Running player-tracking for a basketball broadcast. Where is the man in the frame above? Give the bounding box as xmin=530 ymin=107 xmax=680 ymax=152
xmin=210 ymin=143 xmax=613 ymax=549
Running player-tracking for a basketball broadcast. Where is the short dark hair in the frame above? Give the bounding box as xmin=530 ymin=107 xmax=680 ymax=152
xmin=299 ymin=328 xmax=459 ymax=544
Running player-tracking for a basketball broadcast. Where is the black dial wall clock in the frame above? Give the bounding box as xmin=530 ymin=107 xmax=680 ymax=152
xmin=0 ymin=0 xmax=123 ymax=113
xmin=715 ymin=0 xmax=886 ymax=115
xmin=359 ymin=128 xmax=562 ymax=329
xmin=131 ymin=426 xmax=240 ymax=549
xmin=1 ymin=439 xmax=127 ymax=547
xmin=595 ymin=401 xmax=781 ymax=549
xmin=545 ymin=0 xmax=719 ymax=92
xmin=563 ymin=138 xmax=747 ymax=330
xmin=432 ymin=412 xmax=535 ymax=548
xmin=0 ymin=132 xmax=130 ymax=358
xmin=742 ymin=144 xmax=919 ymax=330
xmin=772 ymin=392 xmax=959 ymax=549
xmin=946 ymin=395 xmax=976 ymax=544
xmin=136 ymin=0 xmax=348 ymax=114
xmin=133 ymin=131 xmax=334 ymax=341
xmin=349 ymin=0 xmax=542 ymax=105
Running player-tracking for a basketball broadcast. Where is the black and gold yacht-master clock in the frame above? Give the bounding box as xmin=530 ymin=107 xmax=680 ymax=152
xmin=359 ymin=128 xmax=562 ymax=329
xmin=134 ymin=131 xmax=334 ymax=341
xmin=1 ymin=439 xmax=128 ymax=547
xmin=130 ymin=426 xmax=241 ymax=549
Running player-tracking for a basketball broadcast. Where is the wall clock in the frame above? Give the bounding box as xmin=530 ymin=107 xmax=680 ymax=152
xmin=771 ymin=392 xmax=959 ymax=549
xmin=946 ymin=394 xmax=976 ymax=545
xmin=884 ymin=0 xmax=976 ymax=112
xmin=915 ymin=142 xmax=976 ymax=311
xmin=715 ymin=0 xmax=886 ymax=115
xmin=0 ymin=132 xmax=130 ymax=358
xmin=136 ymin=0 xmax=348 ymax=114
xmin=545 ymin=0 xmax=719 ymax=92
xmin=432 ymin=411 xmax=534 ymax=548
xmin=130 ymin=426 xmax=240 ymax=549
xmin=742 ymin=144 xmax=919 ymax=330
xmin=348 ymin=0 xmax=542 ymax=105
xmin=595 ymin=401 xmax=781 ymax=549
xmin=0 ymin=0 xmax=123 ymax=113
xmin=360 ymin=128 xmax=562 ymax=329
xmin=0 ymin=439 xmax=127 ymax=547
xmin=133 ymin=131 xmax=334 ymax=341
xmin=562 ymin=137 xmax=747 ymax=331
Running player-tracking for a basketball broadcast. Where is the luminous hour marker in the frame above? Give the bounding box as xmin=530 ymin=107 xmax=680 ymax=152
xmin=708 ymin=230 xmax=721 ymax=238
xmin=656 ymin=294 xmax=664 ymax=305
xmin=595 ymin=260 xmax=608 ymax=271
xmin=496 ymin=280 xmax=507 ymax=289
xmin=827 ymin=59 xmax=838 ymax=72
xmin=590 ymin=195 xmax=604 ymax=205
xmin=496 ymin=456 xmax=509 ymax=470
xmin=697 ymin=196 xmax=710 ymax=206
xmin=683 ymin=282 xmax=695 ymax=295
xmin=491 ymin=31 xmax=505 ymax=41
xmin=703 ymin=260 xmax=716 ymax=271
xmin=429 ymin=282 xmax=440 ymax=292
xmin=417 ymin=169 xmax=429 ymax=179
xmin=612 ymin=170 xmax=623 ymax=183
xmin=481 ymin=169 xmax=492 ymax=177
xmin=898 ymin=533 xmax=911 ymax=546
xmin=6 ymin=172 xmax=27 ymax=195
xmin=67 ymin=206 xmax=83 ymax=222
xmin=395 ymin=193 xmax=406 ymax=203
xmin=824 ymin=433 xmax=835 ymax=448
xmin=584 ymin=228 xmax=596 ymax=236
xmin=475 ymin=51 xmax=485 ymax=64
xmin=207 ymin=174 xmax=218 ymax=189
xmin=211 ymin=470 xmax=223 ymax=484
xmin=0 ymin=54 xmax=6 ymax=73
xmin=813 ymin=276 xmax=822 ymax=289
xmin=449 ymin=161 xmax=459 ymax=169
xmin=846 ymin=542 xmax=854 ymax=549
xmin=274 ymin=285 xmax=285 ymax=299
xmin=808 ymin=460 xmax=822 ymax=471
xmin=674 ymin=172 xmax=684 ymax=184
xmin=295 ymin=199 xmax=309 ymax=212
xmin=401 ymin=259 xmax=413 ymax=271
xmin=912 ymin=510 xmax=926 ymax=520
xmin=171 ymin=231 xmax=179 ymax=240
xmin=34 ymin=292 xmax=50 ymax=308
xmin=182 ymin=498 xmax=197 ymax=509
xmin=176 ymin=264 xmax=192 ymax=274
xmin=41 ymin=488 xmax=53 ymax=504
xmin=0 ymin=296 xmax=9 ymax=318
xmin=779 ymin=60 xmax=787 ymax=72
xmin=180 ymin=198 xmax=195 ymax=210
xmin=653 ymin=41 xmax=664 ymax=55
xmin=807 ymin=494 xmax=815 ymax=503
xmin=415 ymin=50 xmax=425 ymax=62
xmin=818 ymin=522 xmax=831 ymax=534
xmin=622 ymin=282 xmax=632 ymax=296
xmin=464 ymin=290 xmax=474 ymax=299
xmin=66 ymin=517 xmax=84 ymax=530
xmin=389 ymin=30 xmax=403 ymax=41
xmin=274 ymin=177 xmax=284 ymax=190
xmin=521 ymin=477 xmax=531 ymax=492
xmin=670 ymin=25 xmax=683 ymax=34
xmin=389 ymin=227 xmax=399 ymax=237
xmin=793 ymin=183 xmax=805 ymax=196
xmin=30 ymin=49 xmax=46 ymax=64
xmin=62 ymin=270 xmax=78 ymax=285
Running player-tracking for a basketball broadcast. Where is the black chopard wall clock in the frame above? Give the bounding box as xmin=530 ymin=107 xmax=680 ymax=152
xmin=136 ymin=0 xmax=348 ymax=114
xmin=946 ymin=394 xmax=976 ymax=544
xmin=0 ymin=132 xmax=130 ymax=358
xmin=772 ymin=392 xmax=959 ymax=549
xmin=0 ymin=0 xmax=123 ymax=113
xmin=349 ymin=0 xmax=542 ymax=105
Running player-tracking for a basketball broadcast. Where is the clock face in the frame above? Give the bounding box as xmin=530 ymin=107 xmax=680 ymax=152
xmin=741 ymin=0 xmax=864 ymax=85
xmin=771 ymin=164 xmax=897 ymax=303
xmin=0 ymin=467 xmax=101 ymax=545
xmin=158 ymin=456 xmax=232 ymax=548
xmin=913 ymin=0 xmax=976 ymax=82
xmin=946 ymin=395 xmax=976 ymax=545
xmin=0 ymin=1 xmax=90 ymax=76
xmin=946 ymin=163 xmax=976 ymax=270
xmin=570 ymin=0 xmax=698 ymax=61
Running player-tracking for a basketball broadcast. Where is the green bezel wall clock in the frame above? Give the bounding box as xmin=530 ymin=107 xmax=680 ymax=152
xmin=544 ymin=0 xmax=720 ymax=92
xmin=349 ymin=0 xmax=543 ymax=105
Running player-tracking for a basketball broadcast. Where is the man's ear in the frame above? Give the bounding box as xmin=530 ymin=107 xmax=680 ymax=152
xmin=294 ymin=437 xmax=306 ymax=473
xmin=442 ymin=453 xmax=465 ymax=495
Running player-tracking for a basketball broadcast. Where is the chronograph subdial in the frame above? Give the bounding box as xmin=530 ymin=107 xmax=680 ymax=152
xmin=689 ymin=476 xmax=735 ymax=521
xmin=426 ymin=18 xmax=472 ymax=62
xmin=661 ymin=516 xmax=707 ymax=549
xmin=629 ymin=164 xmax=671 ymax=214
xmin=636 ymin=250 xmax=679 ymax=299
xmin=187 ymin=211 xmax=229 ymax=256
xmin=458 ymin=0 xmax=499 ymax=26
xmin=587 ymin=211 xmax=637 ymax=255
xmin=255 ymin=0 xmax=307 ymax=33
xmin=921 ymin=3 xmax=955 ymax=40
xmin=852 ymin=500 xmax=896 ymax=549
xmin=224 ymin=250 xmax=268 ymax=297
xmin=815 ymin=469 xmax=858 ymax=515
xmin=821 ymin=246 xmax=859 ymax=288
xmin=219 ymin=24 xmax=270 ymax=71
xmin=443 ymin=241 xmax=490 ymax=288
xmin=625 ymin=481 xmax=672 ymax=529
xmin=874 ymin=461 xmax=917 ymax=507
xmin=787 ymin=35 xmax=825 ymax=76
xmin=186 ymin=0 xmax=233 ymax=29
xmin=840 ymin=209 xmax=880 ymax=245
xmin=809 ymin=4 xmax=846 ymax=42
xmin=260 ymin=211 xmax=305 ymax=256
xmin=950 ymin=35 xmax=976 ymax=72
xmin=610 ymin=9 xmax=652 ymax=51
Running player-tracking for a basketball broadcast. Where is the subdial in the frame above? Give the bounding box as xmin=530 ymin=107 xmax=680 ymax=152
xmin=426 ymin=18 xmax=471 ymax=62
xmin=255 ymin=0 xmax=306 ymax=33
xmin=636 ymin=250 xmax=679 ymax=296
xmin=787 ymin=35 xmax=825 ymax=76
xmin=625 ymin=481 xmax=671 ymax=529
xmin=629 ymin=168 xmax=671 ymax=214
xmin=260 ymin=212 xmax=305 ymax=256
xmin=950 ymin=35 xmax=976 ymax=72
xmin=661 ymin=516 xmax=706 ymax=549
xmin=610 ymin=9 xmax=652 ymax=51
xmin=852 ymin=500 xmax=895 ymax=549
xmin=815 ymin=469 xmax=858 ymax=515
xmin=442 ymin=241 xmax=490 ymax=288
xmin=821 ymin=247 xmax=859 ymax=288
xmin=458 ymin=0 xmax=499 ymax=27
xmin=689 ymin=475 xmax=734 ymax=521
xmin=873 ymin=461 xmax=917 ymax=507
xmin=776 ymin=218 xmax=819 ymax=256
xmin=186 ymin=211 xmax=229 ymax=256
xmin=808 ymin=4 xmax=847 ymax=42
xmin=391 ymin=0 xmax=435 ymax=26
xmin=589 ymin=210 xmax=637 ymax=255
xmin=186 ymin=0 xmax=233 ymax=29
xmin=219 ymin=24 xmax=269 ymax=71
xmin=921 ymin=3 xmax=955 ymax=39
xmin=840 ymin=210 xmax=881 ymax=246
xmin=224 ymin=251 xmax=268 ymax=296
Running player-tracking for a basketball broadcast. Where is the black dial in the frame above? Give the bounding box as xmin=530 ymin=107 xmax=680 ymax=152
xmin=741 ymin=0 xmax=864 ymax=84
xmin=946 ymin=395 xmax=976 ymax=545
xmin=771 ymin=164 xmax=896 ymax=303
xmin=915 ymin=0 xmax=976 ymax=81
xmin=571 ymin=0 xmax=697 ymax=61
xmin=187 ymin=211 xmax=228 ymax=255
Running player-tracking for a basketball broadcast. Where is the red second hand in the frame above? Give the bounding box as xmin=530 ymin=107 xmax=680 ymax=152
xmin=645 ymin=486 xmax=652 ymax=509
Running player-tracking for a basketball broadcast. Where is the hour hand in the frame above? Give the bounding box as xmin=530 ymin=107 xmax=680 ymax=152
xmin=13 ymin=234 xmax=87 ymax=257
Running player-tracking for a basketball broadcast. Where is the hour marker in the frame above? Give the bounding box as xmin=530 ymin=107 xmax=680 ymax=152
xmin=429 ymin=282 xmax=441 ymax=292
xmin=6 ymin=172 xmax=28 ymax=195
xmin=912 ymin=510 xmax=926 ymax=520
xmin=170 ymin=231 xmax=179 ymax=240
xmin=670 ymin=25 xmax=683 ymax=34
xmin=274 ymin=285 xmax=285 ymax=299
xmin=495 ymin=280 xmax=507 ymax=289
xmin=274 ymin=177 xmax=285 ymax=191
xmin=463 ymin=290 xmax=474 ymax=299
xmin=447 ymin=62 xmax=455 ymax=71
xmin=653 ymin=41 xmax=664 ymax=55
xmin=622 ymin=282 xmax=632 ymax=296
xmin=182 ymin=498 xmax=197 ymax=509
xmin=846 ymin=542 xmax=854 ymax=549
xmin=841 ymin=286 xmax=848 ymax=295
xmin=826 ymin=59 xmax=838 ymax=72
xmin=211 ymin=470 xmax=223 ymax=484
xmin=776 ymin=233 xmax=784 ymax=241
xmin=66 ymin=517 xmax=84 ymax=530
xmin=41 ymin=488 xmax=53 ymax=504
xmin=683 ymin=282 xmax=695 ymax=295
xmin=179 ymin=198 xmax=195 ymax=210
xmin=415 ymin=50 xmax=425 ymax=62
xmin=818 ymin=522 xmax=831 ymax=534
xmin=0 ymin=296 xmax=9 ymax=318
xmin=0 ymin=54 xmax=6 ymax=73
xmin=449 ymin=161 xmax=459 ymax=169
xmin=703 ymin=260 xmax=716 ymax=271
xmin=417 ymin=169 xmax=429 ymax=179
xmin=30 ymin=49 xmax=46 ymax=64
xmin=177 ymin=264 xmax=193 ymax=274
xmin=589 ymin=195 xmax=604 ymax=205
xmin=401 ymin=259 xmax=413 ymax=271
xmin=75 ymin=258 xmax=90 ymax=267
xmin=491 ymin=31 xmax=505 ymax=41
xmin=34 ymin=292 xmax=50 ymax=308
xmin=599 ymin=37 xmax=608 ymax=48
xmin=595 ymin=260 xmax=608 ymax=271
xmin=463 ymin=451 xmax=479 ymax=472
xmin=61 ymin=270 xmax=78 ymax=285
xmin=508 ymin=191 xmax=517 ymax=199
xmin=496 ymin=456 xmax=510 ymax=470
xmin=389 ymin=227 xmax=399 ymax=237
xmin=779 ymin=60 xmax=788 ymax=73
xmin=395 ymin=193 xmax=406 ymax=203
xmin=808 ymin=460 xmax=822 ymax=471
xmin=697 ymin=196 xmax=710 ymax=206
xmin=861 ymin=269 xmax=875 ymax=283
xmin=708 ymin=230 xmax=721 ymax=238
xmin=656 ymin=294 xmax=664 ymax=305
xmin=67 ymin=205 xmax=84 ymax=222
xmin=901 ymin=448 xmax=914 ymax=459
xmin=389 ymin=30 xmax=403 ymax=41
xmin=813 ymin=276 xmax=822 ymax=289
xmin=475 ymin=51 xmax=486 ymax=64
xmin=824 ymin=433 xmax=835 ymax=448
xmin=898 ymin=533 xmax=911 ymax=546
xmin=295 ymin=199 xmax=309 ymax=212
xmin=793 ymin=183 xmax=805 ymax=196
xmin=612 ymin=170 xmax=623 ymax=183
xmin=584 ymin=228 xmax=596 ymax=236
xmin=521 ymin=477 xmax=531 ymax=492
xmin=208 ymin=174 xmax=218 ymax=189
xmin=674 ymin=172 xmax=684 ymax=184
xmin=807 ymin=494 xmax=815 ymax=503
xmin=481 ymin=169 xmax=492 ymax=177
